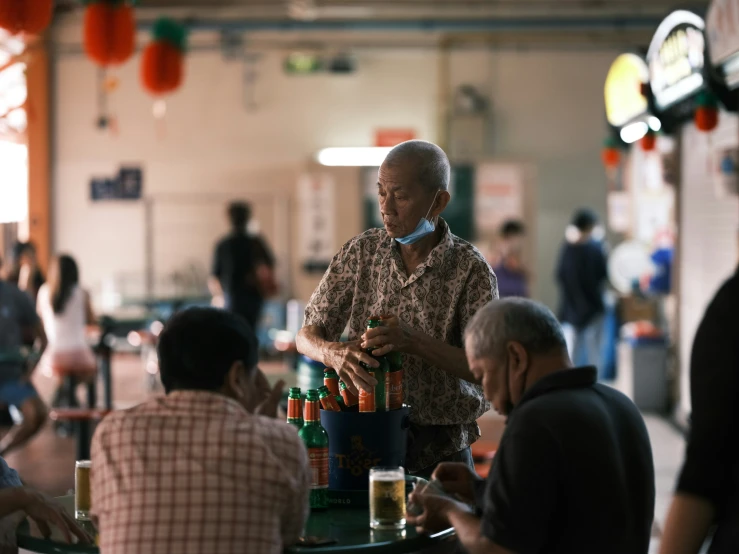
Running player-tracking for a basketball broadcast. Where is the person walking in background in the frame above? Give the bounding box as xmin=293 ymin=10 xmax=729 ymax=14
xmin=490 ymin=219 xmax=529 ymax=298
xmin=209 ymin=201 xmax=277 ymax=332
xmin=659 ymin=267 xmax=739 ymax=554
xmin=36 ymin=255 xmax=98 ymax=408
xmin=7 ymin=242 xmax=45 ymax=304
xmin=555 ymin=208 xmax=608 ymax=368
xmin=0 ymin=257 xmax=48 ymax=456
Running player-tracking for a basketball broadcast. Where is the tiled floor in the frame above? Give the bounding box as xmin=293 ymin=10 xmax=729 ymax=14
xmin=5 ymin=354 xmax=687 ymax=552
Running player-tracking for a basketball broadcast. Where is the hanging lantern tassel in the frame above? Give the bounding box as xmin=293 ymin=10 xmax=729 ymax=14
xmin=141 ymin=18 xmax=187 ymax=96
xmin=601 ymin=136 xmax=621 ymax=169
xmin=641 ymin=129 xmax=656 ymax=152
xmin=83 ymin=0 xmax=136 ymax=68
xmin=0 ymin=0 xmax=53 ymax=35
xmin=695 ymin=90 xmax=719 ymax=133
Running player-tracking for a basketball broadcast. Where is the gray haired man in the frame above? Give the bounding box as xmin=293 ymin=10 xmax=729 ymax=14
xmin=408 ymin=298 xmax=655 ymax=554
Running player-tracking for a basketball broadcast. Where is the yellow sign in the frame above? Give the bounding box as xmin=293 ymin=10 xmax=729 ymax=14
xmin=604 ymin=54 xmax=649 ymax=127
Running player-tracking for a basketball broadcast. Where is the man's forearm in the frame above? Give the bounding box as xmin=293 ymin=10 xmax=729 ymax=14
xmin=409 ymin=333 xmax=477 ymax=383
xmin=0 ymin=488 xmax=28 ymax=519
xmin=659 ymin=493 xmax=716 ymax=554
xmin=296 ymin=325 xmax=331 ymax=367
xmin=447 ymin=508 xmax=512 ymax=554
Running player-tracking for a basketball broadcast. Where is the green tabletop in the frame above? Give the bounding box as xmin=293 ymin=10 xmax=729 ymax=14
xmin=17 ymin=496 xmax=455 ymax=554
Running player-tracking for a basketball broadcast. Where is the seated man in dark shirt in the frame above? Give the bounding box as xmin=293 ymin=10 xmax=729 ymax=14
xmin=408 ymin=297 xmax=655 ymax=554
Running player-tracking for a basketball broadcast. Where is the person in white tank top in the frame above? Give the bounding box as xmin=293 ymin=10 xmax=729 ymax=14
xmin=37 ymin=255 xmax=97 ymax=380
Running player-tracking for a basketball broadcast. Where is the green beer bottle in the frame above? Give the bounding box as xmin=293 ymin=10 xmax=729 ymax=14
xmin=298 ymin=389 xmax=329 ymax=510
xmin=362 ymin=317 xmax=390 ymax=412
xmin=286 ymin=387 xmax=304 ymax=430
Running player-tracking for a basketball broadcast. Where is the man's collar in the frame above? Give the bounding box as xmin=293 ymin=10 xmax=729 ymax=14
xmin=514 ymin=366 xmax=597 ymax=410
xmin=165 ymin=389 xmax=249 ymax=415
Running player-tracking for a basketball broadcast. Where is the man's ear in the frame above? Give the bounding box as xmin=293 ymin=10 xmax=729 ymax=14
xmin=432 ymin=190 xmax=451 ymax=219
xmin=225 ymin=361 xmax=247 ymax=400
xmin=507 ymin=342 xmax=529 ymax=379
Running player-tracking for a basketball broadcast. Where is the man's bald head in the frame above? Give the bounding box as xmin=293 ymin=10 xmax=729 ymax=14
xmin=383 ymin=140 xmax=451 ymax=193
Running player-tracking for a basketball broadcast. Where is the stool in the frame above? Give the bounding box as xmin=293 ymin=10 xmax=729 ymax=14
xmin=50 ymin=366 xmax=97 ymax=410
xmin=48 ymin=408 xmax=111 ymax=460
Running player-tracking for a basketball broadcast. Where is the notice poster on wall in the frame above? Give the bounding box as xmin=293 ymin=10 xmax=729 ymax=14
xmin=298 ymin=173 xmax=336 ymax=273
xmin=607 ymin=191 xmax=631 ymax=233
xmin=474 ymin=163 xmax=525 ymax=233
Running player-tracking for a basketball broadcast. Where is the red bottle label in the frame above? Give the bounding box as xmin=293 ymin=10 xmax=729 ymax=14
xmin=304 ymin=400 xmax=320 ymax=422
xmin=287 ymin=398 xmax=302 ymax=420
xmin=341 ymin=388 xmax=359 ymax=407
xmin=320 ymin=395 xmax=341 ymax=412
xmin=308 ymin=447 xmax=329 ymax=489
xmin=324 ymin=376 xmax=340 ymax=396
xmin=386 ymin=370 xmax=403 ymax=410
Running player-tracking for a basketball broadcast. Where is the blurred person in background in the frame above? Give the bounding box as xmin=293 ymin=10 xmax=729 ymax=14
xmin=555 ymin=208 xmax=608 ymax=368
xmin=0 ymin=256 xmax=48 ymax=456
xmin=7 ymin=242 xmax=45 ymax=304
xmin=489 ymin=219 xmax=529 ymax=298
xmin=659 ymin=267 xmax=739 ymax=554
xmin=209 ymin=201 xmax=277 ymax=332
xmin=36 ymin=255 xmax=98 ymax=408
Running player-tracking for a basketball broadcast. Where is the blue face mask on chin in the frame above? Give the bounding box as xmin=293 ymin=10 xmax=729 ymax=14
xmin=395 ymin=191 xmax=439 ymax=245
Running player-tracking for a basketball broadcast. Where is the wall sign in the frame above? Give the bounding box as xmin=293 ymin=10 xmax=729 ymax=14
xmin=298 ymin=173 xmax=335 ymax=273
xmin=374 ymin=129 xmax=415 ymax=147
xmin=707 ymin=0 xmax=739 ymax=88
xmin=473 ymin=163 xmax=524 ymax=234
xmin=90 ymin=166 xmax=143 ymax=201
xmin=648 ymin=11 xmax=706 ymax=111
xmin=604 ymin=54 xmax=650 ymax=128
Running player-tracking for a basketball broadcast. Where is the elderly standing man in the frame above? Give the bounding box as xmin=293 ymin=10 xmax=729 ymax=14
xmin=408 ymin=298 xmax=655 ymax=554
xmin=297 ymin=140 xmax=498 ymax=477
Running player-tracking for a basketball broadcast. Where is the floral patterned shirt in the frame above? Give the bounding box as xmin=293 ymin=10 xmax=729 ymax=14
xmin=304 ymin=220 xmax=498 ymax=471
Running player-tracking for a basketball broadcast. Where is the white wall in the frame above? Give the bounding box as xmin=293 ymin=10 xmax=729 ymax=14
xmin=678 ymin=115 xmax=739 ymax=417
xmin=53 ymin=27 xmax=617 ymax=309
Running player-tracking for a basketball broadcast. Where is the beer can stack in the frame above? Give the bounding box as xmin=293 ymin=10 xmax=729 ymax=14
xmin=289 ymin=317 xmax=407 ymax=509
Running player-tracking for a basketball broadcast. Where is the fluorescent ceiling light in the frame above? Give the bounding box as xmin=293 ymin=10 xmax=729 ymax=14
xmin=620 ymin=121 xmax=649 ymax=144
xmin=317 ymin=147 xmax=392 ymax=167
xmin=648 ymin=116 xmax=662 ymax=132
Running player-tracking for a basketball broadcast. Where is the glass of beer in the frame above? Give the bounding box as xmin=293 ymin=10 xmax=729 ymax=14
xmin=75 ymin=460 xmax=92 ymax=521
xmin=369 ymin=466 xmax=406 ymax=530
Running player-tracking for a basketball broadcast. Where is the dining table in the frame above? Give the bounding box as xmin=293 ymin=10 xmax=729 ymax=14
xmin=16 ymin=496 xmax=456 ymax=554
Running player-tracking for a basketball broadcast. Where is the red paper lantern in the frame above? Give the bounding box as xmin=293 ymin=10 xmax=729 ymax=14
xmin=140 ymin=18 xmax=187 ymax=96
xmin=695 ymin=106 xmax=719 ymax=132
xmin=83 ymin=1 xmax=135 ymax=67
xmin=641 ymin=131 xmax=656 ymax=152
xmin=601 ymin=147 xmax=620 ymax=168
xmin=0 ymin=0 xmax=53 ymax=35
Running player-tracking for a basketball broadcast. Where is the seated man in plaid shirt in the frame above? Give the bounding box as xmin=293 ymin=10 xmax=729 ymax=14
xmin=91 ymin=308 xmax=310 ymax=554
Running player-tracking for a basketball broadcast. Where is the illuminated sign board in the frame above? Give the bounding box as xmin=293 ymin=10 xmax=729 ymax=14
xmin=707 ymin=0 xmax=739 ymax=88
xmin=604 ymin=54 xmax=650 ymax=127
xmin=648 ymin=11 xmax=706 ymax=111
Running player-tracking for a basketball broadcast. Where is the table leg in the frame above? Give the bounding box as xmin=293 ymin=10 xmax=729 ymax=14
xmin=99 ymin=345 xmax=113 ymax=411
xmin=76 ymin=420 xmax=91 ymax=460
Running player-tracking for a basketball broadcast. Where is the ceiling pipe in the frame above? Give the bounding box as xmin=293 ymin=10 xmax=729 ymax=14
xmin=133 ymin=16 xmax=669 ymax=33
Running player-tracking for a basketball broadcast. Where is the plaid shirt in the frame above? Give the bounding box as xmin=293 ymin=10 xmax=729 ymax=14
xmin=91 ymin=390 xmax=310 ymax=554
xmin=304 ymin=219 xmax=497 ymax=471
